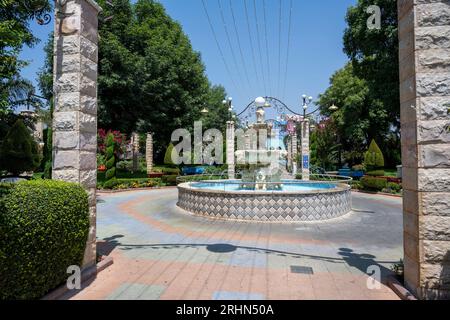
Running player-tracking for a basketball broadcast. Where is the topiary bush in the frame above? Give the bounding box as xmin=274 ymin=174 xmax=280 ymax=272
xmin=0 ymin=180 xmax=89 ymax=300
xmin=104 ymin=133 xmax=117 ymax=189
xmin=0 ymin=119 xmax=41 ymax=176
xmin=360 ymin=176 xmax=387 ymax=191
xmin=364 ymin=139 xmax=384 ymax=171
xmin=164 ymin=143 xmax=175 ymax=165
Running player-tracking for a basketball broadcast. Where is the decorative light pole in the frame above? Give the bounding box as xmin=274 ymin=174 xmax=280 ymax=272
xmin=299 ymin=94 xmax=313 ymax=180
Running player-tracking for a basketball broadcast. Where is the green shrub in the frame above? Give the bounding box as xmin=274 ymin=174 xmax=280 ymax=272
xmin=366 ymin=170 xmax=385 ymax=177
xmin=364 ymin=139 xmax=384 ymax=171
xmin=161 ymin=174 xmax=178 ymax=186
xmin=360 ymin=176 xmax=387 ymax=191
xmin=104 ymin=133 xmax=116 ymax=188
xmin=0 ymin=119 xmax=41 ymax=176
xmin=0 ymin=180 xmax=89 ymax=300
xmin=387 ymin=182 xmax=402 ymax=193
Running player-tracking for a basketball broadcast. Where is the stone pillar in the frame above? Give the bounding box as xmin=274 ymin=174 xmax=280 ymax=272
xmin=226 ymin=121 xmax=235 ymax=179
xmin=291 ymin=131 xmax=298 ymax=176
xmin=146 ymin=133 xmax=153 ymax=175
xmin=131 ymin=132 xmax=139 ymax=172
xmin=398 ymin=0 xmax=450 ymax=299
xmin=52 ymin=0 xmax=102 ymax=268
xmin=287 ymin=135 xmax=292 ymax=171
xmin=301 ymin=119 xmax=310 ymax=181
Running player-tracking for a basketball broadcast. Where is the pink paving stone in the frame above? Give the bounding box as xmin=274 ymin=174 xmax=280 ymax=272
xmin=65 ymin=190 xmax=403 ymax=300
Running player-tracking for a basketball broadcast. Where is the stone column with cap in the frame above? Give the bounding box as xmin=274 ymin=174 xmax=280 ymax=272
xmin=291 ymin=131 xmax=298 ymax=176
xmin=398 ymin=0 xmax=450 ymax=299
xmin=146 ymin=133 xmax=153 ymax=175
xmin=301 ymin=119 xmax=310 ymax=181
xmin=52 ymin=0 xmax=102 ymax=268
xmin=226 ymin=121 xmax=235 ymax=179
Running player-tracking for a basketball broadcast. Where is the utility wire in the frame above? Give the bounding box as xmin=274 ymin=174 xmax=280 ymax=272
xmin=253 ymin=0 xmax=267 ymax=95
xmin=282 ymin=0 xmax=294 ymax=101
xmin=201 ymin=0 xmax=240 ymax=95
xmin=262 ymin=0 xmax=271 ymax=95
xmin=277 ymin=0 xmax=283 ymax=97
xmin=243 ymin=0 xmax=260 ymax=93
xmin=217 ymin=0 xmax=247 ymax=93
xmin=229 ymin=0 xmax=252 ymax=91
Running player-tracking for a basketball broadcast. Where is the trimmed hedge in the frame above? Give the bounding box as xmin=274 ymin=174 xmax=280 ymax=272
xmin=360 ymin=176 xmax=387 ymax=191
xmin=0 ymin=180 xmax=89 ymax=300
xmin=366 ymin=170 xmax=385 ymax=177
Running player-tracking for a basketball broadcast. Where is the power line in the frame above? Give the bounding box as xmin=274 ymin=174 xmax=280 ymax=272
xmin=277 ymin=0 xmax=283 ymax=97
xmin=262 ymin=0 xmax=271 ymax=95
xmin=253 ymin=0 xmax=267 ymax=95
xmin=217 ymin=0 xmax=247 ymax=93
xmin=229 ymin=0 xmax=252 ymax=91
xmin=201 ymin=0 xmax=240 ymax=95
xmin=282 ymin=0 xmax=294 ymax=101
xmin=243 ymin=0 xmax=260 ymax=92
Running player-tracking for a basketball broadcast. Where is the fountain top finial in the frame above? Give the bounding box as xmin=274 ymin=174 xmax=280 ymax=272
xmin=255 ymin=97 xmax=266 ymax=107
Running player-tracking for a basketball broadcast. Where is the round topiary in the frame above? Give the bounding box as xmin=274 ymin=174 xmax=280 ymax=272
xmin=164 ymin=143 xmax=175 ymax=165
xmin=0 ymin=180 xmax=89 ymax=300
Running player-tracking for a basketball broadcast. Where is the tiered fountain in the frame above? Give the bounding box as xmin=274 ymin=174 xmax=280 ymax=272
xmin=177 ymin=97 xmax=352 ymax=222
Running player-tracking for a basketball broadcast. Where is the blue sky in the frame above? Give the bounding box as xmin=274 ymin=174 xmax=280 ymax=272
xmin=19 ymin=0 xmax=357 ymax=115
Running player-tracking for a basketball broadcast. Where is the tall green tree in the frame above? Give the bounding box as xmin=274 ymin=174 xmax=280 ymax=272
xmin=343 ymin=0 xmax=399 ymax=128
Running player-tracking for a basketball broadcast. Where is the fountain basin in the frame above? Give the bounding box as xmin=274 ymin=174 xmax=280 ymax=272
xmin=177 ymin=180 xmax=351 ymax=222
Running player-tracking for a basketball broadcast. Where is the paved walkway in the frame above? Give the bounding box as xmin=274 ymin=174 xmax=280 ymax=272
xmin=63 ymin=189 xmax=403 ymax=300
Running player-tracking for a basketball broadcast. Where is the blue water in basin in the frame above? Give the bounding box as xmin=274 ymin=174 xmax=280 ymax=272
xmin=190 ymin=180 xmax=337 ymax=192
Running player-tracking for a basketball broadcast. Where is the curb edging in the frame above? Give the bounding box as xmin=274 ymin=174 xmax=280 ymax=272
xmin=387 ymin=276 xmax=417 ymax=300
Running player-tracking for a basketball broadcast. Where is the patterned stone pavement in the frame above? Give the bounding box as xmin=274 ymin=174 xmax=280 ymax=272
xmin=62 ymin=188 xmax=403 ymax=300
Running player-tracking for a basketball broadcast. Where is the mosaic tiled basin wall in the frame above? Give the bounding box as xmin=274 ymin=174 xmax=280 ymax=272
xmin=177 ymin=182 xmax=352 ymax=222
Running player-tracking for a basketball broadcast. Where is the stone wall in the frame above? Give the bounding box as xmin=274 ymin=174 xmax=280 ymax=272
xmin=398 ymin=0 xmax=450 ymax=299
xmin=52 ymin=0 xmax=102 ymax=268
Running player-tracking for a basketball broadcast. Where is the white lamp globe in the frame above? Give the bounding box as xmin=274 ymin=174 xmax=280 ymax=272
xmin=255 ymin=96 xmax=266 ymax=107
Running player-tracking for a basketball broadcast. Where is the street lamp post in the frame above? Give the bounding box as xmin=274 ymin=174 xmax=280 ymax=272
xmin=299 ymin=94 xmax=313 ymax=180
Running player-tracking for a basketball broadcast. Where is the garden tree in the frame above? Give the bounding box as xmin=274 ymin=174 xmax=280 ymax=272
xmin=318 ymin=63 xmax=387 ymax=165
xmin=0 ymin=119 xmax=40 ymax=175
xmin=364 ymin=139 xmax=385 ymax=171
xmin=310 ymin=119 xmax=339 ymax=171
xmin=0 ymin=0 xmax=50 ymax=113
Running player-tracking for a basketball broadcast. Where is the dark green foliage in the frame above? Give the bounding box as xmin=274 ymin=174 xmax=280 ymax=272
xmin=104 ymin=133 xmax=116 ymax=189
xmin=161 ymin=175 xmax=178 ymax=186
xmin=0 ymin=119 xmax=40 ymax=175
xmin=364 ymin=140 xmax=384 ymax=171
xmin=360 ymin=176 xmax=387 ymax=191
xmin=0 ymin=180 xmax=89 ymax=300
